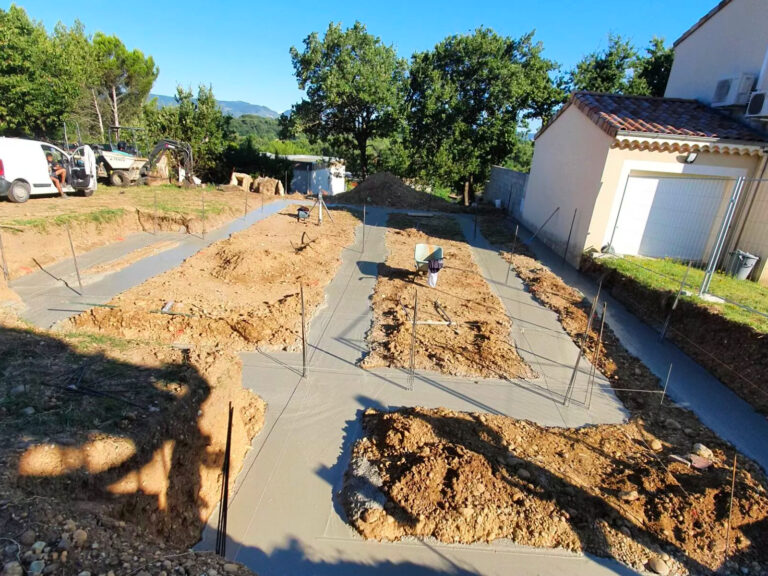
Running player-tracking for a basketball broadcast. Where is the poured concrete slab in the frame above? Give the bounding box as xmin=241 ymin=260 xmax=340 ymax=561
xmin=200 ymin=208 xmax=635 ymax=575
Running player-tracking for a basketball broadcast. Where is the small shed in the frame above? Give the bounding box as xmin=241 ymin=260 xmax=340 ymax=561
xmin=267 ymin=154 xmax=345 ymax=196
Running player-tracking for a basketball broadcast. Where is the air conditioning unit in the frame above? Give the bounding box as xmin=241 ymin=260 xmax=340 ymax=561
xmin=746 ymin=91 xmax=768 ymax=119
xmin=711 ymin=73 xmax=757 ymax=107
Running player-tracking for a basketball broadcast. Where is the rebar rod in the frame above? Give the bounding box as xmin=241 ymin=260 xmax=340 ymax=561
xmin=66 ymin=223 xmax=83 ymax=293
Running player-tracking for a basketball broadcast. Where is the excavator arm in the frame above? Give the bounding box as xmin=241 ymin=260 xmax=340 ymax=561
xmin=141 ymin=139 xmax=196 ymax=185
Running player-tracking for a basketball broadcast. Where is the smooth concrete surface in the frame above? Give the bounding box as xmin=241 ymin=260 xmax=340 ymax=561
xmin=200 ymin=208 xmax=637 ymax=575
xmin=13 ymin=199 xmax=310 ymax=328
xmin=524 ymin=231 xmax=768 ymax=474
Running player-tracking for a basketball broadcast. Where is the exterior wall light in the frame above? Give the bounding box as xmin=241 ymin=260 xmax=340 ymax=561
xmin=685 ymin=151 xmax=699 ymax=164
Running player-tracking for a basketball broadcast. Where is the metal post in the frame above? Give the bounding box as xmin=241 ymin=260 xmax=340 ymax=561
xmin=586 ymin=302 xmax=607 ymax=410
xmin=201 ymin=188 xmax=206 ymax=239
xmin=701 ymin=177 xmax=746 ymax=296
xmin=0 ymin=227 xmax=9 ymax=282
xmin=660 ymin=363 xmax=673 ymax=406
xmin=562 ymin=208 xmax=577 ymax=267
xmin=607 ymin=176 xmax=632 ymax=253
xmin=408 ymin=289 xmax=418 ymax=391
xmin=215 ymin=402 xmax=233 ymax=557
xmin=66 ymin=223 xmax=83 ymax=293
xmin=525 ymin=206 xmax=560 ymax=245
xmin=243 ymin=185 xmax=248 ymax=219
xmin=473 ymin=208 xmax=478 ymax=240
xmin=318 ymin=192 xmax=323 ymax=225
xmin=660 ymin=262 xmax=691 ymax=341
xmin=723 ymin=454 xmax=737 ymax=564
xmin=152 ymin=187 xmax=159 ymax=236
xmin=301 ymin=284 xmax=307 ymax=379
xmin=565 ymin=280 xmax=601 ymax=406
xmin=284 ymin=170 xmax=288 ymax=195
xmin=362 ymin=202 xmax=366 ymax=253
xmin=505 ymin=224 xmax=519 ymax=286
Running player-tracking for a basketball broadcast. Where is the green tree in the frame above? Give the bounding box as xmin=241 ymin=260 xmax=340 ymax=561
xmin=143 ymin=85 xmax=236 ymax=182
xmin=571 ymin=34 xmax=637 ymax=94
xmin=0 ymin=6 xmax=79 ymax=136
xmin=52 ymin=20 xmax=104 ymax=141
xmin=93 ymin=32 xmax=157 ymax=129
xmin=288 ymin=22 xmax=407 ymax=177
xmin=407 ymin=28 xmax=565 ymax=201
xmin=630 ymin=37 xmax=674 ymax=97
xmin=570 ymin=35 xmax=673 ymax=97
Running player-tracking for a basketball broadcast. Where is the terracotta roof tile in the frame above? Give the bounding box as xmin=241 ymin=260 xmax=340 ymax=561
xmin=537 ymin=92 xmax=768 ymax=144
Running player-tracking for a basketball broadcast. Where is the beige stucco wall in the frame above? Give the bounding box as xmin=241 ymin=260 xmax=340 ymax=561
xmin=665 ymin=0 xmax=768 ymax=102
xmin=522 ymin=105 xmax=613 ymax=263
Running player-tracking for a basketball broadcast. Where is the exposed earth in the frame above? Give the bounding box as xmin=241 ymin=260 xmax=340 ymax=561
xmin=328 ymin=172 xmax=461 ymax=211
xmin=343 ymin=406 xmax=768 ymax=576
xmin=64 ymin=208 xmax=361 ymax=352
xmin=0 ymin=186 xmax=300 ymax=280
xmin=362 ymin=213 xmax=533 ymax=379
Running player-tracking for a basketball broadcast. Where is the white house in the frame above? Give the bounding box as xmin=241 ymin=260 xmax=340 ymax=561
xmin=522 ymin=0 xmax=768 ymax=283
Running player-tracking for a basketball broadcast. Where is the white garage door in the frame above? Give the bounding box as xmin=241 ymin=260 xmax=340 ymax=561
xmin=610 ymin=175 xmax=730 ymax=261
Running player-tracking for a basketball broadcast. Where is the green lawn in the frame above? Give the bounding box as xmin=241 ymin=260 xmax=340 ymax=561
xmin=596 ymin=255 xmax=768 ymax=333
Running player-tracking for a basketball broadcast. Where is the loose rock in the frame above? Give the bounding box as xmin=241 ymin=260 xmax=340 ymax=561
xmin=648 ymin=556 xmax=670 ymax=575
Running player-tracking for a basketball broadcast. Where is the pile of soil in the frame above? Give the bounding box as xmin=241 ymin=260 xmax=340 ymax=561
xmin=65 ymin=208 xmax=361 ymax=352
xmin=343 ymin=407 xmax=768 ymax=575
xmin=0 ymin=315 xmax=264 ymax=575
xmin=582 ymin=255 xmax=768 ymax=416
xmin=328 ymin=172 xmax=460 ymax=211
xmin=362 ymin=214 xmax=532 ymax=379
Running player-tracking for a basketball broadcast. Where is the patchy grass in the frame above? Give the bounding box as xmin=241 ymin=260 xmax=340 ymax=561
xmin=8 ymin=208 xmax=127 ymax=232
xmin=596 ymin=255 xmax=768 ymax=333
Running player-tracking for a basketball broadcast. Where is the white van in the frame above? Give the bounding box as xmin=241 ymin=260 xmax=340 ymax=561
xmin=0 ymin=137 xmax=98 ymax=203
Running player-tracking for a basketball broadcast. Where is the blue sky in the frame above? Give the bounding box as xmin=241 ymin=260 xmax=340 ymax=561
xmin=9 ymin=0 xmax=711 ymax=113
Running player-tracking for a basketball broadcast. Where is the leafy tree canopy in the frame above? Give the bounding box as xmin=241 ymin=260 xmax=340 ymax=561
xmin=288 ymin=21 xmax=408 ymax=176
xmin=0 ymin=6 xmax=79 ymax=137
xmin=570 ymin=34 xmax=673 ymax=97
xmin=407 ymin=27 xmax=565 ymax=198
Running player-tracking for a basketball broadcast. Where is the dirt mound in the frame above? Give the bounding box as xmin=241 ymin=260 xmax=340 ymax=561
xmin=66 ymin=208 xmax=361 ymax=353
xmin=329 ymin=172 xmax=459 ymax=211
xmin=343 ymin=407 xmax=768 ymax=575
xmin=362 ymin=214 xmax=532 ymax=379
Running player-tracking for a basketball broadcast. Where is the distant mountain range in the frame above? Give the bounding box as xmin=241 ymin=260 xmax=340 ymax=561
xmin=149 ymin=94 xmax=281 ymax=118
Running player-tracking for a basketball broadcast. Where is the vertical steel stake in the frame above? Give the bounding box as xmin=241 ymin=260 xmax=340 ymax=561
xmin=660 ymin=262 xmax=691 ymax=341
xmin=660 ymin=363 xmax=673 ymax=406
xmin=565 ymin=281 xmax=601 ymax=406
xmin=66 ymin=223 xmax=83 ymax=293
xmin=0 ymin=227 xmax=9 ymax=282
xmin=215 ymin=402 xmax=233 ymax=557
xmin=243 ymin=185 xmax=248 ymax=219
xmin=153 ymin=187 xmax=158 ymax=236
xmin=586 ymin=302 xmax=607 ymax=410
xmin=201 ymin=188 xmax=206 ymax=239
xmin=362 ymin=202 xmax=366 ymax=253
xmin=724 ymin=454 xmax=738 ymax=564
xmin=408 ymin=289 xmax=418 ymax=391
xmin=562 ymin=208 xmax=577 ymax=267
xmin=301 ymin=284 xmax=307 ymax=379
xmin=505 ymin=224 xmax=519 ymax=286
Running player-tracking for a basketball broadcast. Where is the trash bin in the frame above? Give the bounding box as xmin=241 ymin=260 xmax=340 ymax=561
xmin=727 ymin=250 xmax=759 ymax=280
